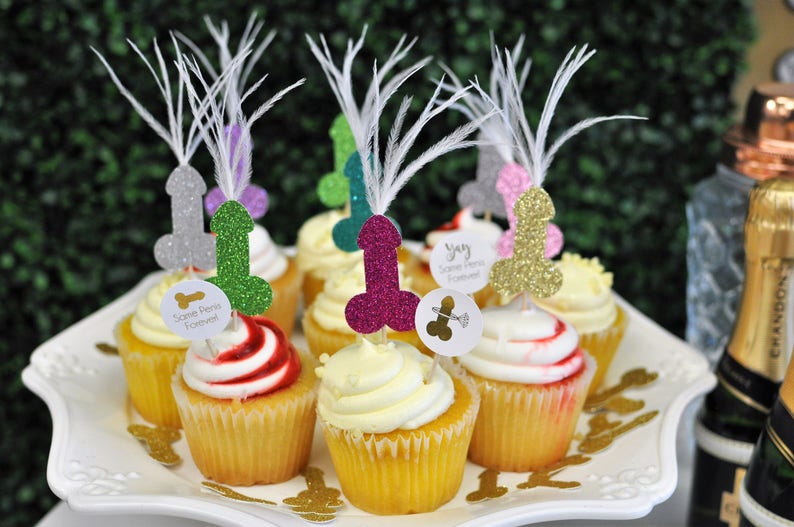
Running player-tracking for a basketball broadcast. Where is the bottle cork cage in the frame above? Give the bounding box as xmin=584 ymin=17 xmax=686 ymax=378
xmin=22 ymin=270 xmax=715 ymax=526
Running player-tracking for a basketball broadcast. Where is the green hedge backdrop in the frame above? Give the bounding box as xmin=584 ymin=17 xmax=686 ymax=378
xmin=1 ymin=1 xmax=755 ymax=525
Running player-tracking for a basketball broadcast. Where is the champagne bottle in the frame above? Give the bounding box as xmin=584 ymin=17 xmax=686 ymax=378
xmin=739 ymin=351 xmax=794 ymax=526
xmin=687 ymin=177 xmax=794 ymax=527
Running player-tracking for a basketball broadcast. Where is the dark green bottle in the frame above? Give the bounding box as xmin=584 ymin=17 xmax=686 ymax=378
xmin=739 ymin=359 xmax=794 ymax=526
xmin=687 ymin=178 xmax=794 ymax=527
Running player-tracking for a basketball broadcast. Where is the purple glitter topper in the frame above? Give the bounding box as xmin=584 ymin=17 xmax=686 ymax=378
xmin=345 ymin=215 xmax=420 ymax=334
xmin=495 ymin=162 xmax=563 ymax=259
xmin=204 ymin=124 xmax=269 ymax=219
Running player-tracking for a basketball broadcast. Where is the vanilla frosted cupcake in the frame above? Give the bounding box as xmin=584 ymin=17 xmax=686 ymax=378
xmin=249 ymin=224 xmax=301 ymax=336
xmin=172 ymin=315 xmax=317 ymax=485
xmin=532 ymin=252 xmax=627 ymax=394
xmin=115 ymin=271 xmax=191 ymax=428
xmin=316 ymin=339 xmax=479 ymax=515
xmin=458 ymin=297 xmax=595 ymax=472
xmin=302 ymin=259 xmax=425 ymax=357
xmin=295 ymin=209 xmax=363 ymax=307
xmin=412 ymin=207 xmax=502 ymax=307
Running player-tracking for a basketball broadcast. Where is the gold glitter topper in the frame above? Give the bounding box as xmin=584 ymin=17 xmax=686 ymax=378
xmin=489 ymin=187 xmax=563 ymax=299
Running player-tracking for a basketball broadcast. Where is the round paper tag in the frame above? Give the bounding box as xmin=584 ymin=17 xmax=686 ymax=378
xmin=415 ymin=288 xmax=483 ymax=357
xmin=429 ymin=231 xmax=497 ymax=294
xmin=160 ymin=280 xmax=232 ymax=341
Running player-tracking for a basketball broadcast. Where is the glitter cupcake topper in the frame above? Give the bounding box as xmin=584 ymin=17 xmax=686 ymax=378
xmin=332 ymin=151 xmax=375 ymax=252
xmin=490 ymin=187 xmax=563 ymax=298
xmin=487 ymin=43 xmax=645 ymax=299
xmin=316 ymin=113 xmax=357 ymax=207
xmin=92 ymin=37 xmax=217 ymax=272
xmin=181 ymin=44 xmax=304 ymax=315
xmin=496 ymin=162 xmax=563 ymax=258
xmin=307 ymin=27 xmax=430 ymax=252
xmin=312 ymin=33 xmax=497 ymax=334
xmin=176 ymin=13 xmax=274 ymax=220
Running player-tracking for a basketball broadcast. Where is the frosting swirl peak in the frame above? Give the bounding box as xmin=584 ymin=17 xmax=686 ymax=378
xmin=457 ymin=297 xmax=584 ymax=384
xmin=130 ymin=271 xmax=190 ymax=348
xmin=182 ymin=315 xmax=301 ymax=400
xmin=315 ymin=339 xmax=454 ymax=433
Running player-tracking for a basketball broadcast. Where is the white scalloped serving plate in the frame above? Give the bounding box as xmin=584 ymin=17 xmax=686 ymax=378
xmin=22 ymin=271 xmax=714 ymax=527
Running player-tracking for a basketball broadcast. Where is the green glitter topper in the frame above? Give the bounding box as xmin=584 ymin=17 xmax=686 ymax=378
xmin=317 ymin=114 xmax=356 ymax=208
xmin=206 ymin=200 xmax=273 ymax=315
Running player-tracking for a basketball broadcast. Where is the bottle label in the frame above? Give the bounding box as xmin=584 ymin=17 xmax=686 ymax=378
xmin=719 ymin=467 xmax=746 ymax=527
xmin=716 ymin=353 xmax=779 ymax=414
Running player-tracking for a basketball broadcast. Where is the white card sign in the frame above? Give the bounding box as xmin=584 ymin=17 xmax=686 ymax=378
xmin=160 ymin=279 xmax=232 ymax=340
xmin=415 ymin=288 xmax=483 ymax=357
xmin=429 ymin=231 xmax=497 ymax=294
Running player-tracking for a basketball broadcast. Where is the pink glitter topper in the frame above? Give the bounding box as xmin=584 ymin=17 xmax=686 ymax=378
xmin=496 ymin=162 xmax=563 ymax=259
xmin=345 ymin=215 xmax=419 ymax=333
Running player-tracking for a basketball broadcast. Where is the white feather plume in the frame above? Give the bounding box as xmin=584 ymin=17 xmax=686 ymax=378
xmin=437 ymin=33 xmax=530 ymax=164
xmin=361 ymin=69 xmax=498 ymax=215
xmin=307 ymin=28 xmax=491 ymax=215
xmin=92 ymin=35 xmax=208 ymax=166
xmin=179 ymin=48 xmax=304 ymax=202
xmin=174 ymin=12 xmax=275 ymax=123
xmin=306 ymin=26 xmax=432 ymax=165
xmin=501 ymin=44 xmax=646 ymax=187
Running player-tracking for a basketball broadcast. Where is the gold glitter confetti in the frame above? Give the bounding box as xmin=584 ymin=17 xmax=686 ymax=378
xmin=578 ymin=410 xmax=659 ymax=454
xmin=201 ymin=481 xmax=276 ymax=505
xmin=127 ymin=424 xmax=181 ymax=466
xmin=466 ymin=469 xmax=508 ymax=503
xmin=584 ymin=368 xmax=658 ymax=412
xmin=517 ymin=454 xmax=591 ymax=490
xmin=282 ymin=467 xmax=344 ymax=523
xmin=601 ymin=395 xmax=646 ymax=414
xmin=489 ymin=188 xmax=562 ymax=299
xmin=95 ymin=342 xmax=118 ymax=355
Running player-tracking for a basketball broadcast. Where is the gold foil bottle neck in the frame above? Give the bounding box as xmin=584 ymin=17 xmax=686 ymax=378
xmin=744 ymin=178 xmax=794 ymax=258
xmin=728 ymin=178 xmax=794 ymax=382
xmin=721 ymin=83 xmax=794 ymax=180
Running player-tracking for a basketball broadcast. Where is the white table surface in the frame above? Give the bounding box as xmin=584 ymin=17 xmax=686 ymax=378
xmin=33 ymin=401 xmax=699 ymax=527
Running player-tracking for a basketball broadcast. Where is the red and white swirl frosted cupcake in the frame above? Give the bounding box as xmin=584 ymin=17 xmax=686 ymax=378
xmin=457 ymin=296 xmax=595 ymax=472
xmin=172 ymin=315 xmax=317 ymax=485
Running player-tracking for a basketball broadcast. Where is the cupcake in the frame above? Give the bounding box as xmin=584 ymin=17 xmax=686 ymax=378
xmin=532 ymin=252 xmax=627 ymax=394
xmin=301 ymin=259 xmax=425 ymax=357
xmin=315 ymin=338 xmax=479 ymax=514
xmin=412 ymin=207 xmax=502 ymax=307
xmin=172 ymin=315 xmax=317 ymax=485
xmin=115 ymin=271 xmax=190 ymax=428
xmin=295 ymin=209 xmax=363 ymax=307
xmin=249 ymin=224 xmax=301 ymax=336
xmin=457 ymin=296 xmax=595 ymax=472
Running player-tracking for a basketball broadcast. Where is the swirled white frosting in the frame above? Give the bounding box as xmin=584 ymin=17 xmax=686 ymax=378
xmin=182 ymin=315 xmax=301 ymax=400
xmin=457 ymin=296 xmax=584 ymax=384
xmin=130 ymin=271 xmax=190 ymax=348
xmin=421 ymin=207 xmax=503 ymax=264
xmin=296 ymin=210 xmax=362 ymax=278
xmin=311 ymin=260 xmax=413 ymax=333
xmin=315 ymin=339 xmax=454 ymax=433
xmin=532 ymin=252 xmax=617 ymax=334
xmin=249 ymin=224 xmax=288 ymax=281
